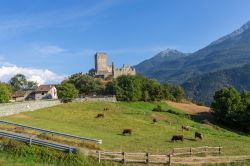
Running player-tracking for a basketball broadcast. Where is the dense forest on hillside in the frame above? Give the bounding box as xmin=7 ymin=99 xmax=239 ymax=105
xmin=182 ymin=64 xmax=250 ymax=105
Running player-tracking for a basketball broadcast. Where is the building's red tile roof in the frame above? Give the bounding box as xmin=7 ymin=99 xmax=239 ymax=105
xmin=36 ymin=85 xmax=54 ymax=92
xmin=12 ymin=91 xmax=26 ymax=98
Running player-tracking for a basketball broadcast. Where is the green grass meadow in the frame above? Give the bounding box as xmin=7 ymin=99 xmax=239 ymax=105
xmin=1 ymin=101 xmax=250 ymax=156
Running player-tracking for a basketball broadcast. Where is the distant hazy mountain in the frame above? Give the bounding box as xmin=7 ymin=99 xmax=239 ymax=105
xmin=182 ymin=63 xmax=250 ymax=105
xmin=135 ymin=21 xmax=250 ymax=83
xmin=134 ymin=21 xmax=250 ymax=104
xmin=134 ymin=49 xmax=189 ymax=80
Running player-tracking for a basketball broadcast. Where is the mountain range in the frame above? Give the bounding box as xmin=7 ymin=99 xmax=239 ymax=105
xmin=134 ymin=21 xmax=250 ymax=105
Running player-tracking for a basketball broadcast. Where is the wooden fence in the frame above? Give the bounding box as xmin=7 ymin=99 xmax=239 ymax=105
xmin=97 ymin=146 xmax=222 ymax=165
xmin=172 ymin=146 xmax=222 ymax=156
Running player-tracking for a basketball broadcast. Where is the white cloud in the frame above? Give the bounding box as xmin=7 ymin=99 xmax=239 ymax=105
xmin=0 ymin=65 xmax=65 ymax=85
xmin=37 ymin=45 xmax=65 ymax=55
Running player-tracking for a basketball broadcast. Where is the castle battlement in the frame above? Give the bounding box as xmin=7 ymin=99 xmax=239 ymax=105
xmin=94 ymin=52 xmax=136 ymax=78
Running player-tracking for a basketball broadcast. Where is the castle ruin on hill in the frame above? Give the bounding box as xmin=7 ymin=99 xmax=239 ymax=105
xmin=94 ymin=52 xmax=136 ymax=78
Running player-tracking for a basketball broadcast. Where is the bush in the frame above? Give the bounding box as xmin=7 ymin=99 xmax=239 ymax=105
xmin=57 ymin=83 xmax=79 ymax=102
xmin=0 ymin=83 xmax=12 ymax=103
xmin=211 ymin=87 xmax=250 ymax=131
xmin=152 ymin=105 xmax=164 ymax=112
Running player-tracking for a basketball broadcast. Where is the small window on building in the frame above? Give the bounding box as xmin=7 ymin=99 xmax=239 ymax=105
xmin=42 ymin=92 xmax=44 ymax=95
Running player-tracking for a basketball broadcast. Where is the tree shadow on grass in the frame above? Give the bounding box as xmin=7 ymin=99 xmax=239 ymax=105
xmin=190 ymin=112 xmax=250 ymax=136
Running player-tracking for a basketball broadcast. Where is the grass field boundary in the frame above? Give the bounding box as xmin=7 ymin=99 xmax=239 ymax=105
xmin=96 ymin=146 xmax=222 ymax=165
xmin=0 ymin=120 xmax=102 ymax=144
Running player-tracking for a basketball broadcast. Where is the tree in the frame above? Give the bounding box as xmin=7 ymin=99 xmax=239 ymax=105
xmin=9 ymin=74 xmax=37 ymax=91
xmin=169 ymin=85 xmax=185 ymax=102
xmin=211 ymin=87 xmax=242 ymax=124
xmin=27 ymin=81 xmax=38 ymax=90
xmin=67 ymin=73 xmax=104 ymax=95
xmin=104 ymin=81 xmax=116 ymax=95
xmin=140 ymin=77 xmax=163 ymax=101
xmin=0 ymin=83 xmax=12 ymax=103
xmin=9 ymin=74 xmax=27 ymax=91
xmin=87 ymin=68 xmax=96 ymax=77
xmin=57 ymin=83 xmax=79 ymax=102
xmin=115 ymin=75 xmax=141 ymax=101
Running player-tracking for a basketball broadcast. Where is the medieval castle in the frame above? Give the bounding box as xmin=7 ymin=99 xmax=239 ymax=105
xmin=94 ymin=52 xmax=136 ymax=78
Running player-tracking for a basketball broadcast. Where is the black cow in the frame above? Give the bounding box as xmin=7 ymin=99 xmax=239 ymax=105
xmin=195 ymin=132 xmax=203 ymax=140
xmin=171 ymin=135 xmax=183 ymax=142
xmin=122 ymin=129 xmax=132 ymax=135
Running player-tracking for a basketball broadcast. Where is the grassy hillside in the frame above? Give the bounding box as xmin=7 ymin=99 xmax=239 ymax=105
xmin=1 ymin=101 xmax=250 ymax=156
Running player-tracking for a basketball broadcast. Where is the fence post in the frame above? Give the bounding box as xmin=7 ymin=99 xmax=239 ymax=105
xmin=169 ymin=154 xmax=171 ymax=165
xmin=146 ymin=152 xmax=149 ymax=164
xmin=29 ymin=137 xmax=32 ymax=145
xmin=189 ymin=147 xmax=192 ymax=156
xmin=69 ymin=147 xmax=72 ymax=153
xmin=97 ymin=151 xmax=101 ymax=163
xmin=204 ymin=146 xmax=207 ymax=155
xmin=122 ymin=152 xmax=126 ymax=164
xmin=219 ymin=147 xmax=221 ymax=155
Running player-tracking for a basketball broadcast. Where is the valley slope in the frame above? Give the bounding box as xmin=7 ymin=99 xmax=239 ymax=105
xmin=135 ymin=21 xmax=250 ymax=104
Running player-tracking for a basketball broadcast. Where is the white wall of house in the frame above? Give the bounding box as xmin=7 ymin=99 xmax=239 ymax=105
xmin=35 ymin=87 xmax=58 ymax=100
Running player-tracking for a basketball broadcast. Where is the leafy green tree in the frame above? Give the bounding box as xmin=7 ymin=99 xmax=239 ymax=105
xmin=161 ymin=84 xmax=174 ymax=100
xmin=27 ymin=81 xmax=38 ymax=90
xmin=115 ymin=75 xmax=142 ymax=101
xmin=141 ymin=78 xmax=163 ymax=101
xmin=0 ymin=83 xmax=12 ymax=103
xmin=169 ymin=85 xmax=185 ymax=102
xmin=211 ymin=87 xmax=242 ymax=123
xmin=67 ymin=73 xmax=104 ymax=95
xmin=9 ymin=74 xmax=37 ymax=91
xmin=104 ymin=81 xmax=116 ymax=95
xmin=9 ymin=74 xmax=27 ymax=91
xmin=57 ymin=83 xmax=79 ymax=102
xmin=87 ymin=68 xmax=96 ymax=77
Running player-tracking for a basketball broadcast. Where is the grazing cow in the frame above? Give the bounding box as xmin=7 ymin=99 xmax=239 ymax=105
xmin=122 ymin=129 xmax=132 ymax=135
xmin=195 ymin=132 xmax=203 ymax=140
xmin=182 ymin=125 xmax=189 ymax=131
xmin=171 ymin=135 xmax=183 ymax=142
xmin=96 ymin=114 xmax=104 ymax=118
xmin=153 ymin=118 xmax=157 ymax=123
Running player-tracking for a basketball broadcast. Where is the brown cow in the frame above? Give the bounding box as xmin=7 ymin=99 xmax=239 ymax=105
xmin=171 ymin=135 xmax=183 ymax=142
xmin=195 ymin=132 xmax=203 ymax=140
xmin=96 ymin=114 xmax=104 ymax=118
xmin=182 ymin=125 xmax=189 ymax=131
xmin=122 ymin=129 xmax=132 ymax=135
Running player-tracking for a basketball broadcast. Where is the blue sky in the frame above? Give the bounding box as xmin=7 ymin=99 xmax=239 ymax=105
xmin=0 ymin=0 xmax=250 ymax=84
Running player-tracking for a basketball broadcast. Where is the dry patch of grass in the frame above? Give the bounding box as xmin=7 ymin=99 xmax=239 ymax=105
xmin=11 ymin=113 xmax=33 ymax=120
xmin=166 ymin=100 xmax=211 ymax=115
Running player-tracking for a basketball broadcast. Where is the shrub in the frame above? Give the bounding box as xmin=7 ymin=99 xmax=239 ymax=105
xmin=57 ymin=83 xmax=79 ymax=102
xmin=152 ymin=105 xmax=164 ymax=112
xmin=0 ymin=83 xmax=12 ymax=103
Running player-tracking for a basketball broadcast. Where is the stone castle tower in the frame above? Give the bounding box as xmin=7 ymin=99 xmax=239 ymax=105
xmin=94 ymin=52 xmax=136 ymax=78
